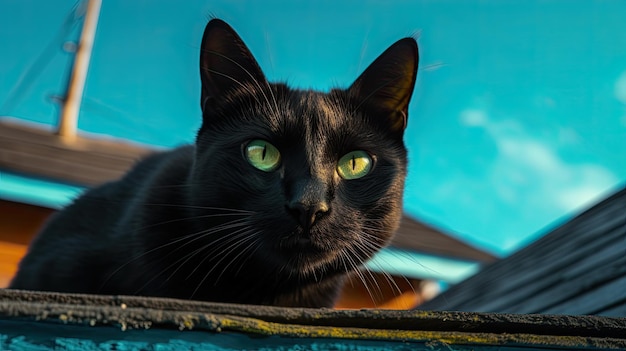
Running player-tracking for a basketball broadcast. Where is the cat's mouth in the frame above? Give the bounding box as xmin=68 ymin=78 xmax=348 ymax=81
xmin=272 ymin=236 xmax=335 ymax=274
xmin=279 ymin=235 xmax=323 ymax=254
xmin=262 ymin=222 xmax=344 ymax=271
xmin=273 ymin=226 xmax=335 ymax=262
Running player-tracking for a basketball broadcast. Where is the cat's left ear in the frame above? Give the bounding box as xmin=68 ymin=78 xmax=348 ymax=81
xmin=348 ymin=38 xmax=418 ymax=133
xmin=199 ymin=19 xmax=267 ymax=111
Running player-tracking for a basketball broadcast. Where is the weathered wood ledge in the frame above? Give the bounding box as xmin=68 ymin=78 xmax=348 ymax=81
xmin=0 ymin=289 xmax=624 ymax=349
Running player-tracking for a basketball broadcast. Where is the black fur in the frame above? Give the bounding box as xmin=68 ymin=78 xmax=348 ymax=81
xmin=10 ymin=19 xmax=419 ymax=307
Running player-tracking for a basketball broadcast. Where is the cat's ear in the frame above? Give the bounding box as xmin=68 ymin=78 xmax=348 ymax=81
xmin=348 ymin=38 xmax=418 ymax=133
xmin=200 ymin=19 xmax=267 ymax=110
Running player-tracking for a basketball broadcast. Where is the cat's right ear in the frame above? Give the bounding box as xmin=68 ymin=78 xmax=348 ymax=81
xmin=347 ymin=37 xmax=418 ymax=134
xmin=200 ymin=19 xmax=267 ymax=112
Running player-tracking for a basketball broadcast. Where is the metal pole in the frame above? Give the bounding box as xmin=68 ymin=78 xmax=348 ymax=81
xmin=57 ymin=0 xmax=101 ymax=141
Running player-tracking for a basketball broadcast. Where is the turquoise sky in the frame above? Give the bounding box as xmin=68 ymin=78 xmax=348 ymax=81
xmin=1 ymin=0 xmax=625 ymax=256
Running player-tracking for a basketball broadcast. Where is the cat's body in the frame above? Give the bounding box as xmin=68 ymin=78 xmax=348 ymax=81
xmin=10 ymin=20 xmax=418 ymax=307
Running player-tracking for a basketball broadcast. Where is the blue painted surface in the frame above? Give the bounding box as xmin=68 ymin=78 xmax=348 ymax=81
xmin=0 ymin=321 xmax=554 ymax=351
xmin=0 ymin=322 xmax=429 ymax=351
xmin=366 ymin=247 xmax=479 ymax=284
xmin=0 ymin=171 xmax=84 ymax=210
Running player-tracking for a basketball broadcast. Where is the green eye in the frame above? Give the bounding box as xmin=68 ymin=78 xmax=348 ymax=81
xmin=245 ymin=139 xmax=281 ymax=172
xmin=337 ymin=151 xmax=372 ymax=180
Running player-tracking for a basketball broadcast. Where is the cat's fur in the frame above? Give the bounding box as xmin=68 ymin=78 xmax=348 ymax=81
xmin=10 ymin=19 xmax=418 ymax=307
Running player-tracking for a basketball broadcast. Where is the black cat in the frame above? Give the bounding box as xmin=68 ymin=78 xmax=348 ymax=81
xmin=10 ymin=19 xmax=418 ymax=308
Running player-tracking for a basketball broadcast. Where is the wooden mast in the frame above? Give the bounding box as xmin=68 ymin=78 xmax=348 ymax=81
xmin=57 ymin=0 xmax=101 ymax=142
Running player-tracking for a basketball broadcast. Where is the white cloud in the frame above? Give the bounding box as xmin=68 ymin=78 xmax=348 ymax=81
xmin=413 ymin=109 xmax=620 ymax=255
xmin=460 ymin=109 xmax=619 ymax=215
xmin=616 ymin=71 xmax=626 ymax=127
xmin=557 ymin=182 xmax=614 ymax=211
xmin=615 ymin=71 xmax=626 ymax=104
xmin=460 ymin=109 xmax=487 ymax=126
xmin=494 ymin=138 xmax=616 ymax=212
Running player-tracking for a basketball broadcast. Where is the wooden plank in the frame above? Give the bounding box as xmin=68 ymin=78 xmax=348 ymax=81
xmin=0 ymin=119 xmax=155 ymax=186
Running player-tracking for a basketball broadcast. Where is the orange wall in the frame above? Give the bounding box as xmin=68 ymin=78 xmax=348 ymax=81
xmin=334 ymin=272 xmax=424 ymax=309
xmin=0 ymin=200 xmax=53 ymax=287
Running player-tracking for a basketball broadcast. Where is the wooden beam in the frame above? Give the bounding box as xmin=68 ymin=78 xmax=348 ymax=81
xmin=57 ymin=0 xmax=102 ymax=141
xmin=0 ymin=119 xmax=155 ymax=186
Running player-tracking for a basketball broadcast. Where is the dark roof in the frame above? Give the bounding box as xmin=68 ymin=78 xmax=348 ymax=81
xmin=392 ymin=215 xmax=497 ymax=263
xmin=420 ymin=186 xmax=626 ymax=316
xmin=0 ymin=119 xmax=154 ymax=186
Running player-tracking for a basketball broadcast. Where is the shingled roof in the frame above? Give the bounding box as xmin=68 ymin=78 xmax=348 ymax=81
xmin=420 ymin=186 xmax=626 ymax=316
xmin=392 ymin=216 xmax=496 ymax=263
xmin=0 ymin=118 xmax=154 ymax=186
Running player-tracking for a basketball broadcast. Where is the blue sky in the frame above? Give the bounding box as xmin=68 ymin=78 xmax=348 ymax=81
xmin=1 ymin=0 xmax=625 ymax=256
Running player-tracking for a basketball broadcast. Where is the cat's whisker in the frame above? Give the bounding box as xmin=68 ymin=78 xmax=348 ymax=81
xmin=337 ymin=249 xmax=351 ymax=279
xmin=310 ymin=259 xmax=319 ymax=282
xmin=75 ymin=195 xmax=256 ymax=213
xmin=132 ymin=212 xmax=254 ymax=232
xmin=340 ymin=248 xmax=378 ymax=308
xmin=137 ymin=183 xmax=205 ymax=189
xmin=134 ymin=224 xmax=256 ymax=294
xmin=363 ymin=254 xmax=420 ymax=309
xmin=185 ymin=226 xmax=255 ymax=279
xmin=360 ymin=225 xmax=423 ymax=306
xmin=167 ymin=225 xmax=253 ymax=281
xmin=140 ymin=203 xmax=255 ymax=212
xmin=190 ymin=229 xmax=259 ymax=298
xmin=363 ymin=258 xmax=407 ymax=301
xmin=100 ymin=217 xmax=252 ymax=291
xmin=352 ymin=231 xmax=385 ymax=252
xmin=350 ymin=241 xmax=386 ymax=303
xmin=421 ymin=61 xmax=447 ymax=72
xmin=351 ymin=230 xmax=409 ymax=305
xmin=233 ymin=236 xmax=263 ymax=277
xmin=167 ymin=219 xmax=254 ymax=255
xmin=376 ymin=234 xmax=443 ymax=277
xmin=214 ymin=233 xmax=262 ymax=284
xmin=260 ymin=32 xmax=282 ymax=120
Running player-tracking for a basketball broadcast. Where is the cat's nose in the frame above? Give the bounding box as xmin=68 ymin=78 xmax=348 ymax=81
xmin=287 ymin=202 xmax=329 ymax=229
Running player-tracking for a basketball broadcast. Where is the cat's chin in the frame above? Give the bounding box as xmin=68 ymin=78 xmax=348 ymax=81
xmin=276 ymin=239 xmax=327 ymax=260
xmin=269 ymin=235 xmax=338 ymax=273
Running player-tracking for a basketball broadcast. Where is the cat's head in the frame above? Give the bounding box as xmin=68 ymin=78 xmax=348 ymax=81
xmin=191 ymin=19 xmax=418 ymax=281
